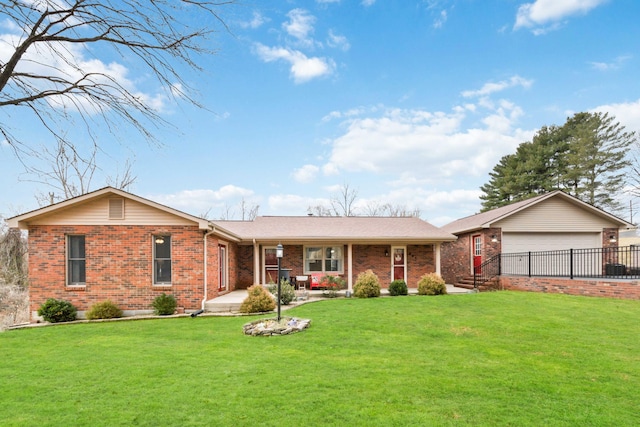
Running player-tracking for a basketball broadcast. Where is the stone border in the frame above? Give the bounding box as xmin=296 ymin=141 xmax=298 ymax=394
xmin=243 ymin=317 xmax=311 ymax=336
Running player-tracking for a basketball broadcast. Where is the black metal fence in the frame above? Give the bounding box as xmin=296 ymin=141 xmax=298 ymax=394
xmin=474 ymin=245 xmax=640 ymax=288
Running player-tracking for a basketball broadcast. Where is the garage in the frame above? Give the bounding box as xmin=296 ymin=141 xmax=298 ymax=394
xmin=502 ymin=232 xmax=601 ymax=254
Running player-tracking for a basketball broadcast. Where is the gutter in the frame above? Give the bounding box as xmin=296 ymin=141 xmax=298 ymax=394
xmin=202 ymin=226 xmax=217 ymax=311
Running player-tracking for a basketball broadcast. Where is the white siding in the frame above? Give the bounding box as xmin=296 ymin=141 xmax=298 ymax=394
xmin=494 ymin=197 xmax=618 ymax=232
xmin=29 ymin=196 xmax=197 ymax=226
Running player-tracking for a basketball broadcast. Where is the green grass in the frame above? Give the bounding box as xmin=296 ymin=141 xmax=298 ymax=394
xmin=1 ymin=292 xmax=639 ymax=426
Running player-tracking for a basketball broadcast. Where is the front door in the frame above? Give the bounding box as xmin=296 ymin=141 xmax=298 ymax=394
xmin=392 ymin=247 xmax=406 ymax=282
xmin=264 ymin=247 xmax=278 ymax=284
xmin=472 ymin=235 xmax=482 ymax=274
xmin=219 ymin=244 xmax=228 ymax=291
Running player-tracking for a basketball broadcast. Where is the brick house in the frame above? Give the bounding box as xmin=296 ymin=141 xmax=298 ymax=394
xmin=8 ymin=187 xmax=456 ymax=319
xmin=440 ymin=191 xmax=634 ymax=288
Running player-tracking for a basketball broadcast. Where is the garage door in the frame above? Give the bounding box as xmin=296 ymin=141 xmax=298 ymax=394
xmin=502 ymin=232 xmax=600 ymax=254
xmin=502 ymin=232 xmax=601 ymax=276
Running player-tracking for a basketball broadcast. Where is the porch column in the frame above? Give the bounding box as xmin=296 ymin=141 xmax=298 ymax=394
xmin=348 ymin=243 xmax=353 ymax=291
xmin=435 ymin=243 xmax=441 ymax=276
xmin=253 ymin=241 xmax=260 ymax=285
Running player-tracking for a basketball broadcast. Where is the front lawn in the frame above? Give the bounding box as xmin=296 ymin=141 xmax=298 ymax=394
xmin=1 ymin=292 xmax=638 ymax=426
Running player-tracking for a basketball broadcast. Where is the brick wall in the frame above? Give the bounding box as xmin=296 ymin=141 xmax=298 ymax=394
xmin=28 ymin=225 xmax=207 ymax=317
xmin=500 ymin=276 xmax=640 ymax=300
xmin=236 ymin=245 xmax=254 ymax=288
xmin=441 ymin=229 xmax=501 ymax=284
xmin=407 ymin=245 xmax=435 ymax=287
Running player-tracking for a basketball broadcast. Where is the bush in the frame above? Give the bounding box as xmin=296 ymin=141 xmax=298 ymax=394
xmin=388 ymin=279 xmax=408 ymax=296
xmin=319 ymin=275 xmax=346 ymax=298
xmin=37 ymin=298 xmax=77 ymax=323
xmin=353 ymin=270 xmax=380 ymax=298
xmin=86 ymin=300 xmax=123 ymax=320
xmin=417 ymin=273 xmax=447 ymax=296
xmin=267 ymin=279 xmax=296 ymax=305
xmin=240 ymin=285 xmax=276 ymax=314
xmin=152 ymin=293 xmax=177 ymax=315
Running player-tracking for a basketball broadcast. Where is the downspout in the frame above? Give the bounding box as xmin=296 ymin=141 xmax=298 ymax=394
xmin=202 ymin=227 xmax=217 ymax=311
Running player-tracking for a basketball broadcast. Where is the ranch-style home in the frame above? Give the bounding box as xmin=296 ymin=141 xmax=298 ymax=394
xmin=8 ymin=187 xmax=457 ymax=319
xmin=440 ymin=190 xmax=635 ymax=291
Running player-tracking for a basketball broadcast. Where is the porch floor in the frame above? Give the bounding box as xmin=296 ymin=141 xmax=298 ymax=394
xmin=204 ymin=284 xmax=473 ymax=313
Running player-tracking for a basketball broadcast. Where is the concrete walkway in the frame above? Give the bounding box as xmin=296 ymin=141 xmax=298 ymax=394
xmin=205 ymin=284 xmax=473 ymax=313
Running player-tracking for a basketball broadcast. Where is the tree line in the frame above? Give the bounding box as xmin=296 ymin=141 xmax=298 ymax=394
xmin=480 ymin=112 xmax=637 ymax=214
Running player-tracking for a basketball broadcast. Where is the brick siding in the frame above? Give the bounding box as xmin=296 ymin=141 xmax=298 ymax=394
xmin=501 ymin=276 xmax=640 ymax=300
xmin=28 ymin=225 xmax=209 ymax=315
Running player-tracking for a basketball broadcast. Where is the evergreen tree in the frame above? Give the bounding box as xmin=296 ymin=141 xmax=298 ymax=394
xmin=479 ymin=112 xmax=636 ymax=212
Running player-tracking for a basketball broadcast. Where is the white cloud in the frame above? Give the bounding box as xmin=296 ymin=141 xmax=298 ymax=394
xmin=361 ymin=0 xmax=376 ymax=6
xmin=589 ymin=55 xmax=632 ymax=71
xmin=283 ymin=9 xmax=316 ymax=45
xmin=433 ymin=10 xmax=448 ymax=29
xmin=292 ymin=164 xmax=320 ymax=183
xmin=254 ymin=43 xmax=335 ymax=83
xmin=461 ymin=75 xmax=533 ymax=98
xmin=239 ymin=11 xmax=268 ymax=29
xmin=321 ymin=99 xmax=534 ymax=186
xmin=148 ymin=185 xmax=255 ymax=216
xmin=593 ymin=98 xmax=640 ymax=133
xmin=268 ymin=193 xmax=329 ymax=213
xmin=514 ymin=0 xmax=608 ymax=32
xmin=327 ymin=29 xmax=350 ymax=51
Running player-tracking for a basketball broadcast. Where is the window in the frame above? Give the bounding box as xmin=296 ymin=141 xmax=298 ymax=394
xmin=304 ymin=246 xmax=343 ymax=274
xmin=154 ymin=235 xmax=171 ymax=284
xmin=67 ymin=235 xmax=86 ymax=286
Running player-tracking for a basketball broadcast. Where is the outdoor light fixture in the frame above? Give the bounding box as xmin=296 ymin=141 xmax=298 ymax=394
xmin=276 ymin=243 xmax=283 ymax=321
xmin=155 ymin=236 xmax=165 ymax=244
xmin=491 ymin=235 xmax=498 ymax=243
xmin=609 ymin=235 xmax=617 ymax=243
xmin=385 ymin=249 xmax=389 ymax=257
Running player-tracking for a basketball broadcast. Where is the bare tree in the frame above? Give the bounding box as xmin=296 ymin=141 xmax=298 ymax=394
xmin=306 ymin=203 xmax=335 ymax=217
xmin=217 ymin=198 xmax=260 ymax=220
xmin=362 ymin=201 xmax=421 ymax=217
xmin=0 ymin=0 xmax=234 ymax=165
xmin=330 ymin=182 xmax=359 ymax=216
xmin=18 ymin=138 xmax=137 ymax=205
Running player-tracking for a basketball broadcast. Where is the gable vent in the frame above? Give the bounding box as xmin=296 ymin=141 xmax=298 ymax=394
xmin=109 ymin=198 xmax=125 ymax=220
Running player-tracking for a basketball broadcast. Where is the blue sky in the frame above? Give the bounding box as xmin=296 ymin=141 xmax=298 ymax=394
xmin=2 ymin=0 xmax=640 ymax=226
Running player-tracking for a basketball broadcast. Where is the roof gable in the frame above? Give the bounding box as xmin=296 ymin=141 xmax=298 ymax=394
xmin=8 ymin=187 xmax=212 ymax=231
xmin=442 ymin=191 xmax=633 ymax=235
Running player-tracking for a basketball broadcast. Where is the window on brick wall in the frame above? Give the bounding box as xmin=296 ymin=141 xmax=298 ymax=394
xmin=304 ymin=245 xmax=343 ymax=274
xmin=67 ymin=235 xmax=86 ymax=286
xmin=154 ymin=235 xmax=172 ymax=285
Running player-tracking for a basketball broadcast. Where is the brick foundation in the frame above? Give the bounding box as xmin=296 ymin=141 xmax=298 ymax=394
xmin=500 ymin=276 xmax=640 ymax=300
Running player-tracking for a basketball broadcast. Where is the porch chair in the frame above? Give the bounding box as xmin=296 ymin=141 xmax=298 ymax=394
xmin=295 ymin=275 xmax=309 ymax=300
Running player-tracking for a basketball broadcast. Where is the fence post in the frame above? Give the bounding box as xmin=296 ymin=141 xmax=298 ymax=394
xmin=528 ymin=251 xmax=532 ymax=277
xmin=570 ymin=248 xmax=574 ymax=279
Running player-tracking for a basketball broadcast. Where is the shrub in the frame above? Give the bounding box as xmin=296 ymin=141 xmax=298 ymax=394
xmin=267 ymin=279 xmax=296 ymax=305
xmin=152 ymin=293 xmax=177 ymax=315
xmin=37 ymin=298 xmax=77 ymax=323
xmin=388 ymin=279 xmax=408 ymax=296
xmin=353 ymin=270 xmax=381 ymax=298
xmin=86 ymin=300 xmax=123 ymax=320
xmin=240 ymin=285 xmax=276 ymax=314
xmin=319 ymin=275 xmax=346 ymax=298
xmin=417 ymin=273 xmax=447 ymax=296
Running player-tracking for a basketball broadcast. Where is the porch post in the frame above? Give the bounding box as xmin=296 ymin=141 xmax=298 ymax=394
xmin=253 ymin=241 xmax=260 ymax=285
xmin=348 ymin=243 xmax=353 ymax=292
xmin=435 ymin=243 xmax=441 ymax=276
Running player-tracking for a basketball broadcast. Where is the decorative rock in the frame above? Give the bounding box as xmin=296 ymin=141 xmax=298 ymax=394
xmin=243 ymin=317 xmax=311 ymax=336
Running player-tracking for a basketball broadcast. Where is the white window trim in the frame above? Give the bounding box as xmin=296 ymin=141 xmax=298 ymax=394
xmin=303 ymin=245 xmax=344 ymax=275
